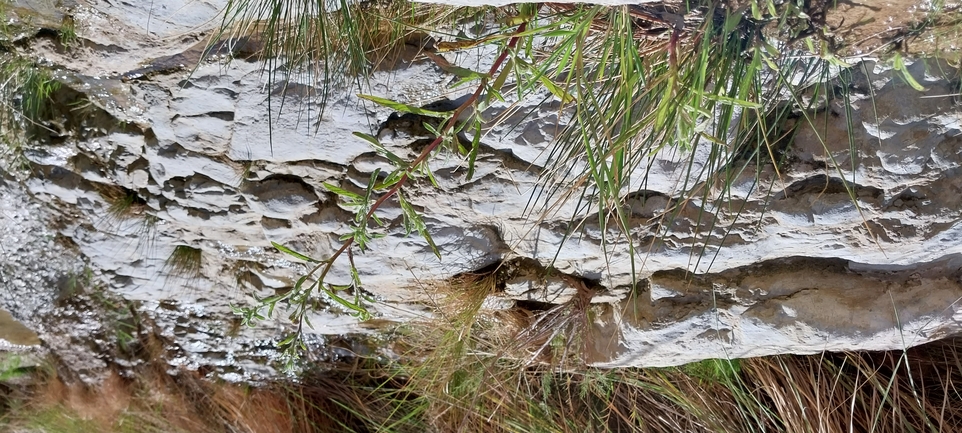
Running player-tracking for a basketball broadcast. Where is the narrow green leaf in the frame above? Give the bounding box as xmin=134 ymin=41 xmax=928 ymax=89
xmin=278 ymin=333 xmax=298 ymax=347
xmin=271 ymin=241 xmax=319 ymax=263
xmin=320 ymin=285 xmax=369 ymax=318
xmin=443 ymin=65 xmax=489 ymax=81
xmin=466 ymin=119 xmax=482 ymax=181
xmin=422 ymin=121 xmax=442 ymax=137
xmin=323 ymin=182 xmax=363 ymax=200
xmin=538 ymin=75 xmax=575 ymax=104
xmin=702 ymin=92 xmax=763 ymax=109
xmin=538 ymin=29 xmax=577 ymax=38
xmin=330 ymin=284 xmax=352 ymax=292
xmin=352 ymin=131 xmax=380 ymax=147
xmin=893 ymin=53 xmax=926 ymax=91
xmin=292 ymin=275 xmax=310 ymax=291
xmin=450 ymin=73 xmax=486 ymax=89
xmin=379 ymin=169 xmax=405 ymax=189
xmin=397 ymin=192 xmax=441 ymax=260
xmin=767 ymin=0 xmax=777 ymax=16
xmin=421 ymin=228 xmax=441 ymax=260
xmin=354 ymin=132 xmax=407 ymax=166
xmin=491 ymin=57 xmax=513 ymax=95
xmin=358 ymin=94 xmax=449 ymax=117
xmin=724 ymin=6 xmax=746 ymax=34
xmin=350 ymin=265 xmax=362 ymax=288
xmin=761 ymin=40 xmax=780 ymax=57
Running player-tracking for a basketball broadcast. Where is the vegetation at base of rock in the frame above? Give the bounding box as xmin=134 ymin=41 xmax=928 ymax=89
xmin=2 ymin=332 xmax=961 ymax=432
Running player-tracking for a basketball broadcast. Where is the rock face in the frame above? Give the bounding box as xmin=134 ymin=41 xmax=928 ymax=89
xmin=3 ymin=1 xmax=962 ymax=377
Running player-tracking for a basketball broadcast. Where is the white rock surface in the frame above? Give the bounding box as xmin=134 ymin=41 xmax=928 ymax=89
xmin=5 ymin=0 xmax=962 ymax=374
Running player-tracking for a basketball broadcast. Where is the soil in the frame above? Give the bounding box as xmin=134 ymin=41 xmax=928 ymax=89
xmin=824 ymin=0 xmax=962 ymax=60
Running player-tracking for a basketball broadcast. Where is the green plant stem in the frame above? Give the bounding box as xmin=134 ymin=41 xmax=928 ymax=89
xmin=365 ymin=22 xmax=528 ymax=219
xmin=293 ymin=21 xmax=529 ymax=325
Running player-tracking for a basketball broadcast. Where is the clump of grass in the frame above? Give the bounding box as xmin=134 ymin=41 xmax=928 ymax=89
xmin=98 ymin=185 xmax=147 ymax=220
xmin=269 ymin=269 xmax=962 ymax=432
xmin=354 ymin=337 xmax=962 ymax=432
xmin=0 ymin=59 xmax=59 ymax=123
xmin=106 ymin=193 xmax=143 ymax=219
xmin=160 ymin=245 xmax=205 ymax=310
xmin=58 ymin=15 xmax=77 ymax=49
xmin=163 ymin=245 xmax=203 ymax=281
xmin=742 ymin=347 xmax=962 ymax=432
xmin=96 ymin=186 xmax=159 ymax=259
xmin=214 ymin=0 xmax=464 ymax=115
xmin=130 ymin=213 xmax=159 ymax=258
xmin=0 ymin=4 xmax=71 ymax=166
xmin=351 ymin=273 xmax=607 ymax=432
xmin=0 ymin=55 xmax=60 ymax=164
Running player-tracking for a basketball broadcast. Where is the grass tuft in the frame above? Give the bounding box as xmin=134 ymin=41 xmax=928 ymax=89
xmin=98 ymin=185 xmax=147 ymax=220
xmin=212 ymin=0 xmax=464 ymax=121
xmin=0 ymin=55 xmax=60 ymax=165
xmin=163 ymin=245 xmax=203 ymax=281
xmin=58 ymin=14 xmax=77 ymax=49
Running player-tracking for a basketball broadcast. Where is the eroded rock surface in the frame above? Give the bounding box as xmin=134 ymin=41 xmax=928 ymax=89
xmin=3 ymin=0 xmax=962 ymax=376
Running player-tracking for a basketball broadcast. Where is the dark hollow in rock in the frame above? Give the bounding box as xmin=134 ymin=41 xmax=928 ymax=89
xmin=241 ymin=174 xmax=319 ymax=218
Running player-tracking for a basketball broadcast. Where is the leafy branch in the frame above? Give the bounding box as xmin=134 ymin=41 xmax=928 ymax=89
xmin=220 ymin=1 xmax=935 ymax=371
xmin=234 ymin=18 xmax=531 ymax=369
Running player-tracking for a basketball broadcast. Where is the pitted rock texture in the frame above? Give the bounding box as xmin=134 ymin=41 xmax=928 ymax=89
xmin=6 ymin=0 xmax=962 ymax=373
xmin=586 ymin=255 xmax=962 ymax=367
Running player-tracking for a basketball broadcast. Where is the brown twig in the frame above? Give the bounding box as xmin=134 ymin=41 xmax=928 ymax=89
xmin=296 ymin=21 xmax=531 ymax=317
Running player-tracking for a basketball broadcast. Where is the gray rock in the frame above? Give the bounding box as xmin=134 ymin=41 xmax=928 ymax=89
xmin=4 ymin=0 xmax=962 ymax=379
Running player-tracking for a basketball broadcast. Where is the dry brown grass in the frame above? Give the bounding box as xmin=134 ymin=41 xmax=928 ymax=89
xmin=741 ymin=345 xmax=962 ymax=433
xmin=4 ymin=337 xmax=962 ymax=433
xmin=209 ymin=383 xmax=294 ymax=433
xmin=31 ymin=372 xmax=131 ymax=430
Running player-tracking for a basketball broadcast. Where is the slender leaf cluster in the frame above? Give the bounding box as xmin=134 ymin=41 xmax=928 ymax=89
xmin=221 ymin=1 xmax=942 ymax=367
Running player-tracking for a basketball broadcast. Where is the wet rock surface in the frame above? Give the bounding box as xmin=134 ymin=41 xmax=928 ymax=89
xmin=2 ymin=0 xmax=962 ymax=380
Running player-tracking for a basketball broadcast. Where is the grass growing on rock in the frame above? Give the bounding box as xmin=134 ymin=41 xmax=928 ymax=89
xmin=96 ymin=184 xmax=148 ymax=221
xmin=163 ymin=245 xmax=203 ymax=282
xmin=0 ymin=55 xmax=59 ymax=166
xmin=213 ymin=1 xmax=962 ymax=360
xmin=215 ymin=0 xmax=467 ymax=114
